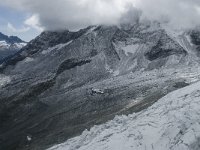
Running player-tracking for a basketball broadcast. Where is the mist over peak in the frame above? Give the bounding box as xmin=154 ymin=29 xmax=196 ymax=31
xmin=1 ymin=0 xmax=200 ymax=31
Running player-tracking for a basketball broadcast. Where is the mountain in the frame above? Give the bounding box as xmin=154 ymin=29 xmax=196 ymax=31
xmin=0 ymin=32 xmax=26 ymax=63
xmin=1 ymin=22 xmax=200 ymax=150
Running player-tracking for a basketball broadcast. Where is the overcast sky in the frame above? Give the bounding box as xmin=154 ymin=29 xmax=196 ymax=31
xmin=0 ymin=0 xmax=200 ymax=41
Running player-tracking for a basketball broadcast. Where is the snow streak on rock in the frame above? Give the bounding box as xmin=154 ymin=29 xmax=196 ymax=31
xmin=0 ymin=75 xmax=11 ymax=88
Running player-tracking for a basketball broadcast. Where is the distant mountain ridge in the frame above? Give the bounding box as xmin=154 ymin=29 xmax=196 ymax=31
xmin=0 ymin=32 xmax=26 ymax=63
xmin=0 ymin=32 xmax=25 ymax=44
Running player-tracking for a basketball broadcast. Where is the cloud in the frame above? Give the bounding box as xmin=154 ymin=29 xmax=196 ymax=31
xmin=7 ymin=22 xmax=30 ymax=33
xmin=24 ymin=14 xmax=44 ymax=32
xmin=135 ymin=0 xmax=200 ymax=29
xmin=1 ymin=0 xmax=200 ymax=31
xmin=7 ymin=14 xmax=43 ymax=35
xmin=1 ymin=0 xmax=135 ymax=30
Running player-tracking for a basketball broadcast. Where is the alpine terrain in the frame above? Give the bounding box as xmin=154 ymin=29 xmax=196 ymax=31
xmin=0 ymin=32 xmax=26 ymax=63
xmin=1 ymin=21 xmax=200 ymax=150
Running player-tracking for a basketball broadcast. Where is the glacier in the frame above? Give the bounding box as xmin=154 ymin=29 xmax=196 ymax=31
xmin=48 ymin=81 xmax=200 ymax=150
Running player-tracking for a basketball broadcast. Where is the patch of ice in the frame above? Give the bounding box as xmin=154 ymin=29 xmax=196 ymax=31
xmin=47 ymin=81 xmax=200 ymax=150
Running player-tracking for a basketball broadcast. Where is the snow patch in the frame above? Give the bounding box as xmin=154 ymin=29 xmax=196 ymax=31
xmin=162 ymin=24 xmax=184 ymax=39
xmin=85 ymin=26 xmax=98 ymax=35
xmin=24 ymin=57 xmax=34 ymax=63
xmin=13 ymin=42 xmax=27 ymax=49
xmin=113 ymin=70 xmax=120 ymax=76
xmin=91 ymin=88 xmax=104 ymax=94
xmin=63 ymin=81 xmax=74 ymax=89
xmin=140 ymin=21 xmax=161 ymax=33
xmin=105 ymin=64 xmax=114 ymax=74
xmin=27 ymin=135 xmax=32 ymax=141
xmin=0 ymin=41 xmax=26 ymax=50
xmin=0 ymin=40 xmax=10 ymax=49
xmin=121 ymin=44 xmax=140 ymax=56
xmin=42 ymin=41 xmax=72 ymax=55
xmin=0 ymin=40 xmax=9 ymax=45
xmin=0 ymin=75 xmax=11 ymax=88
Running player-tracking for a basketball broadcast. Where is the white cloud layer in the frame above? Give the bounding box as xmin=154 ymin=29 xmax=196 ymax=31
xmin=1 ymin=0 xmax=200 ymax=30
xmin=24 ymin=14 xmax=44 ymax=32
xmin=6 ymin=15 xmax=43 ymax=35
xmin=7 ymin=23 xmax=30 ymax=33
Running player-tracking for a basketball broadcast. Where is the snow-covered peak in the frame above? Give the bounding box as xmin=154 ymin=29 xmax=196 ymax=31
xmin=0 ymin=32 xmax=26 ymax=51
xmin=0 ymin=32 xmax=25 ymax=43
xmin=0 ymin=40 xmax=10 ymax=49
xmin=11 ymin=42 xmax=27 ymax=49
xmin=0 ymin=34 xmax=26 ymax=62
xmin=0 ymin=40 xmax=9 ymax=45
xmin=0 ymin=40 xmax=26 ymax=52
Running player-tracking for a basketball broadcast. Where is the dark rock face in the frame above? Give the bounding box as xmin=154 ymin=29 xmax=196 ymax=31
xmin=190 ymin=30 xmax=200 ymax=55
xmin=190 ymin=30 xmax=200 ymax=46
xmin=0 ymin=24 xmax=198 ymax=150
xmin=145 ymin=31 xmax=187 ymax=61
xmin=56 ymin=58 xmax=91 ymax=75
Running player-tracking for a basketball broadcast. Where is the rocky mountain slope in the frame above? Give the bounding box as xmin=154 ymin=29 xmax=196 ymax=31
xmin=48 ymin=79 xmax=200 ymax=150
xmin=1 ymin=22 xmax=200 ymax=150
xmin=0 ymin=32 xmax=26 ymax=63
